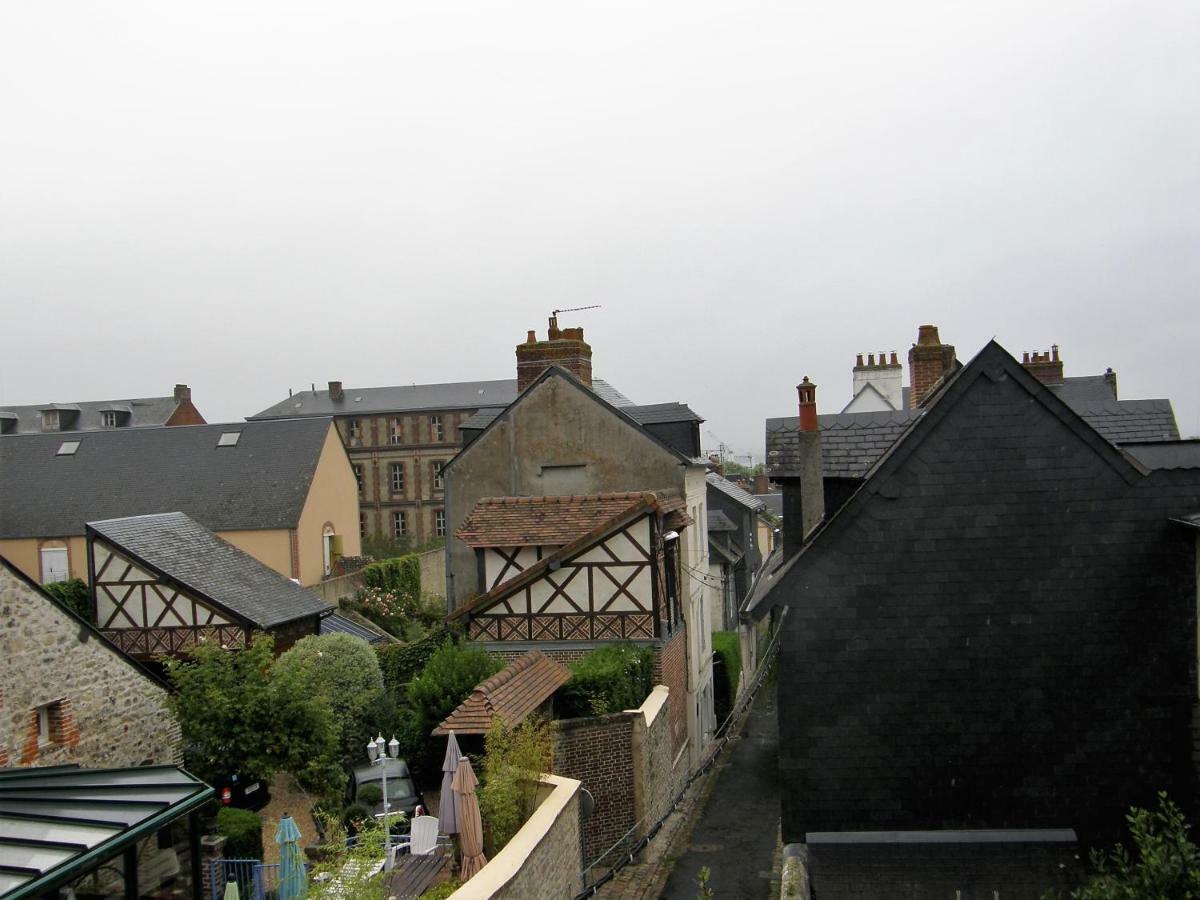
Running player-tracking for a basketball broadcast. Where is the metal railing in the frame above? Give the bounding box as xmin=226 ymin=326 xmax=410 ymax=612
xmin=209 ymin=858 xmax=294 ymax=900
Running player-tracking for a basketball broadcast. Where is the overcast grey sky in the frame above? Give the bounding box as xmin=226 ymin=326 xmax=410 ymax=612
xmin=2 ymin=1 xmax=1197 ymax=456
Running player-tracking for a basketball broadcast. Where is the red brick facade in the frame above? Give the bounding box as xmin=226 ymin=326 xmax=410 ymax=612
xmin=552 ymin=713 xmax=637 ymax=865
xmin=18 ymin=698 xmax=79 ymax=765
xmin=653 ymin=626 xmax=689 ymax=753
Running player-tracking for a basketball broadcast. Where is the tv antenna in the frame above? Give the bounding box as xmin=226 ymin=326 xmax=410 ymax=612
xmin=551 ymin=305 xmax=602 ymax=317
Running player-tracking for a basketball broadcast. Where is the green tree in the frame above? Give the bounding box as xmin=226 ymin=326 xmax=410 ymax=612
xmin=163 ymin=634 xmax=344 ymax=800
xmin=274 ymin=633 xmax=385 ymax=764
xmin=407 ymin=640 xmax=501 ymax=735
xmin=478 ymin=717 xmax=552 ymax=852
xmin=43 ymin=578 xmax=90 ymax=620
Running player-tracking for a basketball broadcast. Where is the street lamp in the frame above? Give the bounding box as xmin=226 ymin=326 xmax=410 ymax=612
xmin=366 ymin=733 xmax=401 ymax=868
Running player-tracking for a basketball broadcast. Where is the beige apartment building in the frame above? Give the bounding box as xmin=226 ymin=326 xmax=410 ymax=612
xmin=249 ymin=377 xmax=631 ymax=547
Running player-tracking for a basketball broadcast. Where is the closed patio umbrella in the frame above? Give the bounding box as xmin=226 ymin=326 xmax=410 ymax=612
xmin=452 ymin=759 xmax=487 ymax=880
xmin=439 ymin=731 xmax=461 ymax=835
xmin=274 ymin=813 xmax=307 ymax=899
xmin=223 ymin=881 xmax=240 ymax=900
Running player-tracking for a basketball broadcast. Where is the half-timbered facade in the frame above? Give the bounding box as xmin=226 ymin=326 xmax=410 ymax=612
xmin=87 ymin=512 xmax=333 ymax=661
xmin=450 ymin=492 xmax=687 ymax=645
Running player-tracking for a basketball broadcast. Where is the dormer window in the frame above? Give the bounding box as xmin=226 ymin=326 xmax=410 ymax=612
xmin=101 ymin=410 xmax=119 ymax=428
xmin=217 ymin=432 xmax=241 ymax=447
xmin=42 ymin=410 xmax=60 ymax=432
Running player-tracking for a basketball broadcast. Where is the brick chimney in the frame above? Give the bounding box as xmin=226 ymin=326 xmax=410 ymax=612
xmin=1021 ymin=346 xmax=1064 ymax=384
xmin=515 ymin=315 xmax=593 ymax=391
xmin=328 ymin=381 xmax=345 ymax=402
xmin=852 ymin=350 xmax=903 ymax=410
xmin=782 ymin=378 xmax=825 ymax=560
xmin=908 ymin=325 xmax=956 ymax=407
xmin=173 ymin=384 xmax=191 ymax=402
xmin=753 ymin=473 xmax=770 ymax=495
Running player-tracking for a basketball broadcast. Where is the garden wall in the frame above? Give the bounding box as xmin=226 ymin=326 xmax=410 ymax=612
xmin=448 ymin=773 xmax=583 ymax=900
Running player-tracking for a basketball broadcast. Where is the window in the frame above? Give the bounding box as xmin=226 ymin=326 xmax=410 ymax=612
xmin=101 ymin=410 xmax=119 ymax=428
xmin=432 ymin=461 xmax=445 ymax=490
xmin=41 ymin=410 xmax=59 ymax=432
xmin=347 ymin=419 xmax=362 ymax=443
xmin=217 ymin=432 xmax=241 ymax=447
xmin=393 ymin=510 xmax=407 ymax=538
xmin=391 ymin=462 xmax=405 ymax=494
xmin=431 ymin=415 xmax=444 ymax=442
xmin=56 ymin=441 xmax=80 ymax=456
xmin=36 ymin=705 xmax=52 ymax=745
xmin=352 ymin=464 xmax=364 ymax=496
xmin=40 ymin=546 xmax=69 ymax=584
xmin=434 ymin=509 xmax=446 ymax=537
xmin=359 ymin=512 xmax=367 ymax=537
xmin=32 ymin=699 xmax=69 ymax=747
xmin=389 ymin=418 xmax=403 ymax=445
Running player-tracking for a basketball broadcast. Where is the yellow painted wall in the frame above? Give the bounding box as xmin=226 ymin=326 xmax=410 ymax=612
xmin=0 ymin=537 xmax=88 ymax=584
xmin=296 ymin=423 xmax=362 ymax=586
xmin=219 ymin=529 xmax=294 ymax=580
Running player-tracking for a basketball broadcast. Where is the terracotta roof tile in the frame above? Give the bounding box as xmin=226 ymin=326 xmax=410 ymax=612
xmin=433 ymin=651 xmax=571 ymax=735
xmin=456 ymin=492 xmax=660 ymax=548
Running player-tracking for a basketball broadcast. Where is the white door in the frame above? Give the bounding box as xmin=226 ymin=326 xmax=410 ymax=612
xmin=40 ymin=548 xmax=69 ymax=584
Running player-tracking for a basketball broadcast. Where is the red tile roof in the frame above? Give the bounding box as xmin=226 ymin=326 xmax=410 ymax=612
xmin=432 ymin=650 xmax=571 ymax=735
xmin=455 ymin=492 xmax=659 ymax=548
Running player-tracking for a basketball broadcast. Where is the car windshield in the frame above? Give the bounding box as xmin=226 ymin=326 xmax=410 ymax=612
xmin=387 ymin=778 xmax=415 ymax=801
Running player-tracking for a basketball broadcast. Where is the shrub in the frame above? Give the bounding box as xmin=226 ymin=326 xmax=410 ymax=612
xmin=711 ymin=631 xmax=742 ymax=733
xmin=556 ymin=643 xmax=654 ymax=718
xmin=1047 ymin=793 xmax=1200 ymax=899
xmin=363 ymin=555 xmax=421 ymax=599
xmin=376 ymin=624 xmax=460 ymax=692
xmin=419 ymin=881 xmax=462 ymax=899
xmin=275 ymin=634 xmax=385 ymax=765
xmin=408 ymin=640 xmax=501 ymax=734
xmin=216 ymin=807 xmax=263 ymax=860
xmin=479 ymin=717 xmax=552 ymax=853
xmin=356 ymin=783 xmax=383 ymax=807
xmin=43 ymin=578 xmax=90 ymax=620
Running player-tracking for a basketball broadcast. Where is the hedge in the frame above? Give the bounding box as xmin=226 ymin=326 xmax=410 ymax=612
xmin=363 ymin=555 xmax=421 ymax=599
xmin=711 ymin=631 xmax=742 ymax=733
xmin=216 ymin=807 xmax=263 ymax=860
xmin=375 ymin=624 xmax=460 ymax=692
xmin=556 ymin=643 xmax=654 ymax=719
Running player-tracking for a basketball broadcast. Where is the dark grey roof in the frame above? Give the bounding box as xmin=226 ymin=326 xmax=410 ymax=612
xmin=0 ymin=765 xmax=211 ymax=899
xmin=0 ymin=418 xmax=333 ymax=538
xmin=1121 ymin=440 xmax=1200 ymax=470
xmin=707 ymin=473 xmax=767 ymax=512
xmin=767 ymin=410 xmax=923 ymax=479
xmin=1046 ymin=374 xmax=1118 ymax=404
xmin=757 ymin=493 xmax=783 ymax=518
xmin=1173 ymin=512 xmax=1200 ymax=529
xmin=624 ymin=402 xmax=704 ymax=425
xmin=1073 ymin=399 xmax=1179 ymax=443
xmin=89 ymin=513 xmax=333 ymax=628
xmin=0 ymin=395 xmax=185 ymax=435
xmin=460 ymin=407 xmax=508 ymax=430
xmin=250 ymin=378 xmax=632 ymax=420
xmin=321 ymin=610 xmax=389 ymax=644
xmin=707 ymin=510 xmax=738 ymax=532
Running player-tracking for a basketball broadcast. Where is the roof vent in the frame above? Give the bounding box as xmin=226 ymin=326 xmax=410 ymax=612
xmin=57 ymin=441 xmax=80 ymax=456
xmin=217 ymin=432 xmax=241 ymax=447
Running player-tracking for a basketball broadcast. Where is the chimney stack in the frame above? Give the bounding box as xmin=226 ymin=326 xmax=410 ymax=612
xmin=908 ymin=325 xmax=956 ymax=407
xmin=328 ymin=381 xmax=345 ymax=402
xmin=173 ymin=384 xmax=191 ymax=402
xmin=516 ymin=316 xmax=594 ymax=392
xmin=780 ymin=376 xmax=825 ymax=560
xmin=753 ymin=473 xmax=770 ymax=495
xmin=1022 ymin=346 xmax=1065 ymax=384
xmin=798 ymin=377 xmax=818 ymax=432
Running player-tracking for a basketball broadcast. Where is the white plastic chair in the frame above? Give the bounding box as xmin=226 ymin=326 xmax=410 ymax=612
xmin=388 ymin=815 xmax=441 ymax=868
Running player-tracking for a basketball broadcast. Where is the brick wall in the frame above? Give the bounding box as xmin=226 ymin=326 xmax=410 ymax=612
xmin=0 ymin=562 xmax=181 ymax=769
xmin=552 ymin=713 xmax=635 ymax=865
xmin=653 ymin=626 xmax=689 ymax=753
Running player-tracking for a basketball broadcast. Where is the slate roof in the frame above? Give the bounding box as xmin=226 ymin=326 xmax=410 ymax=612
xmin=88 ymin=513 xmax=333 ymax=628
xmin=767 ymin=410 xmax=923 ymax=479
xmin=1120 ymin=440 xmax=1200 ymax=470
xmin=707 ymin=473 xmax=768 ymax=512
xmin=758 ymin=493 xmax=783 ymax=518
xmin=0 ymin=765 xmax=212 ymax=899
xmin=321 ymin=610 xmax=390 ymax=644
xmin=432 ymin=650 xmax=571 ymax=735
xmin=1046 ymin=374 xmax=1118 ymax=404
xmin=1071 ymin=399 xmax=1179 ymax=444
xmin=707 ymin=510 xmax=738 ymax=533
xmin=250 ymin=378 xmax=632 ymax=420
xmin=0 ymin=395 xmax=191 ymax=435
xmin=456 ymin=492 xmax=660 ymax=548
xmin=0 ymin=418 xmax=334 ymax=538
xmin=458 ymin=400 xmax=699 ymax=434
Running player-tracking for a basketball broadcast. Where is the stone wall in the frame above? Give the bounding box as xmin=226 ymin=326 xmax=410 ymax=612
xmin=0 ymin=559 xmax=181 ymax=769
xmin=419 ymin=547 xmax=445 ymax=600
xmin=448 ymin=773 xmax=583 ymax=900
xmin=630 ymin=686 xmax=687 ymax=834
xmin=552 ymin=712 xmax=636 ymax=864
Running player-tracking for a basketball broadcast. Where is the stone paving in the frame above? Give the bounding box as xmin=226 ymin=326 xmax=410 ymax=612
xmin=593 ymin=684 xmax=780 ymax=900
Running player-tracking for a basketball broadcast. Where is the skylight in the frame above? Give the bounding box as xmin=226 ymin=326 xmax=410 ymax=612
xmin=217 ymin=432 xmax=241 ymax=447
xmin=56 ymin=441 xmax=80 ymax=456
